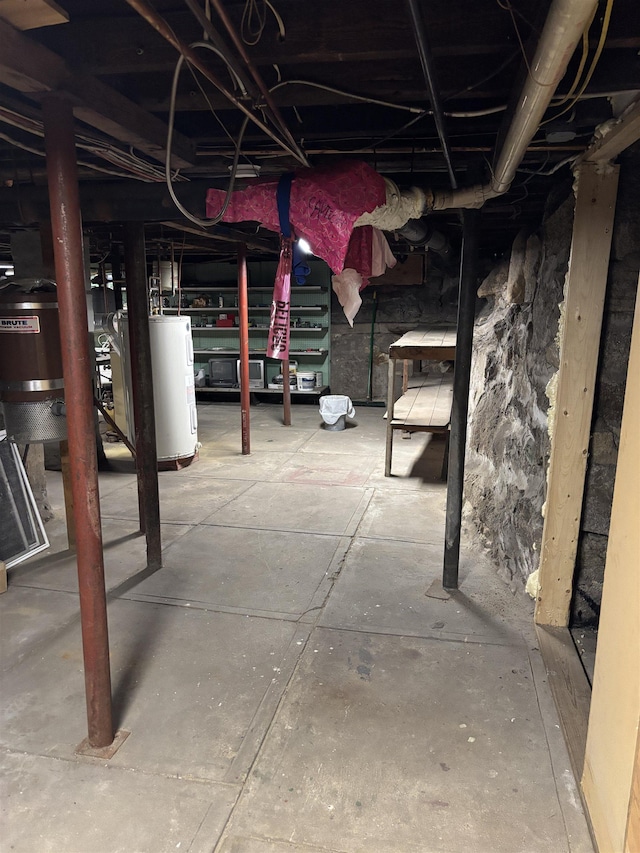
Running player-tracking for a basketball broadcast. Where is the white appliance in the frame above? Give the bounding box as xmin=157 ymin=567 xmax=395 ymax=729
xmin=117 ymin=314 xmax=198 ymax=464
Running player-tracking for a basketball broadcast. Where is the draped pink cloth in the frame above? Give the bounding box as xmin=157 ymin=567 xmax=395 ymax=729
xmin=206 ymin=161 xmax=387 ymax=274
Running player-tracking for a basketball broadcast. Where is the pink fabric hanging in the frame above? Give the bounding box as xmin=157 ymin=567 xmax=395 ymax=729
xmin=266 ymin=238 xmax=292 ymax=360
xmin=206 ymin=161 xmax=387 ymax=274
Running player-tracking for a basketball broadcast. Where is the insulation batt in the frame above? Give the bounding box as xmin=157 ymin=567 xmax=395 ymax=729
xmin=206 ymin=161 xmax=387 ymax=274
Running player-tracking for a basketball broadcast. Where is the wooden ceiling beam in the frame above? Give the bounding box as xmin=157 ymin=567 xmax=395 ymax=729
xmin=0 ymin=18 xmax=195 ymax=168
xmin=582 ymin=96 xmax=640 ymax=164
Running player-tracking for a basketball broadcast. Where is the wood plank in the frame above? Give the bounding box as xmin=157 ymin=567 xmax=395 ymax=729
xmin=391 ymin=373 xmax=453 ymax=429
xmin=583 ymin=96 xmax=640 ymax=164
xmin=389 ymin=327 xmax=457 ymax=360
xmin=0 ymin=0 xmax=67 ymax=29
xmin=582 ymin=287 xmax=640 ymax=853
xmin=0 ymin=18 xmax=195 ymax=168
xmin=536 ymin=626 xmax=591 ymax=785
xmin=535 ymin=162 xmax=619 ymax=627
xmin=625 ymin=731 xmax=640 ymax=853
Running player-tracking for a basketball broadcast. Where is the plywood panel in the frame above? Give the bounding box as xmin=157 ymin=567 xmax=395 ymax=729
xmin=535 ymin=162 xmax=619 ymax=627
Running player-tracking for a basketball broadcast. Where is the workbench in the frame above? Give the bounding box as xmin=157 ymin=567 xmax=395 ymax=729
xmin=385 ymin=327 xmax=456 ymax=477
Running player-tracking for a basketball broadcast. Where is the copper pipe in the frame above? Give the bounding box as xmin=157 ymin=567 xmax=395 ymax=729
xmin=42 ymin=95 xmax=114 ymax=749
xmin=123 ymin=0 xmax=307 ymax=166
xmin=282 ymin=359 xmax=291 ymax=426
xmin=207 ymin=0 xmax=309 ymax=167
xmin=123 ymin=222 xmax=162 ymax=570
xmin=237 ymin=243 xmax=250 ymax=455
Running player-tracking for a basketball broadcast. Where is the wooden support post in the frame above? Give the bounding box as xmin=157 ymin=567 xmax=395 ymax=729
xmin=581 ymin=285 xmax=640 ymax=853
xmin=535 ymin=162 xmax=619 ymax=627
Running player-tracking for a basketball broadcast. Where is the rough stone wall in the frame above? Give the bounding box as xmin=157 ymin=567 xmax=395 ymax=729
xmin=464 ymin=146 xmax=639 ymax=618
xmin=330 ymin=259 xmax=459 ymax=401
xmin=464 ymin=196 xmax=574 ymax=589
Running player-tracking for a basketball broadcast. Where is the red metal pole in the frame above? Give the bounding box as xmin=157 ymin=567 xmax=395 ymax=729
xmin=282 ymin=359 xmax=291 ymax=426
xmin=237 ymin=244 xmax=250 ymax=455
xmin=42 ymin=95 xmax=114 ymax=748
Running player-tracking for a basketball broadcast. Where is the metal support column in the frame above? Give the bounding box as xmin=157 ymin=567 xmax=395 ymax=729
xmin=237 ymin=244 xmax=250 ymax=455
xmin=42 ymin=95 xmax=114 ymax=748
xmin=282 ymin=359 xmax=292 ymax=426
xmin=110 ymin=243 xmax=123 ymax=311
xmin=123 ymin=222 xmax=162 ymax=569
xmin=443 ymin=208 xmax=480 ymax=589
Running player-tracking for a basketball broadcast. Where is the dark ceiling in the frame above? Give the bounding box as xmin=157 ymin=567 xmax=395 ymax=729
xmin=0 ymin=0 xmax=638 ymax=265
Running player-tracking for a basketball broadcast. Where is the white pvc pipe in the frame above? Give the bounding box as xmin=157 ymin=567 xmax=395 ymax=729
xmin=430 ymin=0 xmax=599 ymax=210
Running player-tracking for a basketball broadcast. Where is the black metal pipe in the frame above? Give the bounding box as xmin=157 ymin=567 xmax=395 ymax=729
xmin=405 ymin=0 xmax=457 ymax=190
xmin=237 ymin=244 xmax=251 ymax=455
xmin=443 ymin=208 xmax=479 ymax=589
xmin=42 ymin=95 xmax=114 ymax=748
xmin=123 ymin=222 xmax=162 ymax=570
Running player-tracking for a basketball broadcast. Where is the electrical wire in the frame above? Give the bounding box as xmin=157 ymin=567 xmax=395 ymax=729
xmin=241 ymin=0 xmax=285 ymax=45
xmin=269 ymin=78 xmax=507 ymax=119
xmin=269 ymin=79 xmax=424 ymax=114
xmin=0 ymin=130 xmax=152 ymax=180
xmin=542 ymin=0 xmax=615 ymax=125
xmin=166 ymin=47 xmax=250 ymax=227
xmin=444 ymin=48 xmax=520 ymax=101
xmin=496 ymin=0 xmax=557 ymax=88
xmin=0 ymin=105 xmax=175 ymax=182
xmin=551 ymin=4 xmax=597 ymax=106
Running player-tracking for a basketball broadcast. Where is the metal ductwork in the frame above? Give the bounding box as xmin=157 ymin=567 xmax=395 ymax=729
xmin=397 ymin=219 xmax=454 ymax=267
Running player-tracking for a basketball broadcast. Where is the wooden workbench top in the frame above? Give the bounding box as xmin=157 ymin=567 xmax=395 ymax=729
xmin=388 ymin=327 xmax=457 ymax=361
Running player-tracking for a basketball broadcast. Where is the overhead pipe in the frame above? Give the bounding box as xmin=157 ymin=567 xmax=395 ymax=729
xmin=405 ymin=0 xmax=458 ymax=190
xmin=123 ymin=0 xmax=308 ymax=167
xmin=429 ymin=0 xmax=599 ymax=211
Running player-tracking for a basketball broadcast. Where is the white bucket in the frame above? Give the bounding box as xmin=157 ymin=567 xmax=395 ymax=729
xmin=297 ymin=371 xmax=316 ymax=391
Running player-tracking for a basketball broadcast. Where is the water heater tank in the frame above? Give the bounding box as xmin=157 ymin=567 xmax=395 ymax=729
xmin=0 ymin=278 xmax=67 ymax=443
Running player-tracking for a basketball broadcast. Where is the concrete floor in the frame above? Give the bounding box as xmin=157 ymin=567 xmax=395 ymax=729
xmin=1 ymin=402 xmax=594 ymax=853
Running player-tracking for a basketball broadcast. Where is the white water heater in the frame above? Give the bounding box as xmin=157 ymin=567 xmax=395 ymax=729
xmin=117 ymin=314 xmax=198 ymax=465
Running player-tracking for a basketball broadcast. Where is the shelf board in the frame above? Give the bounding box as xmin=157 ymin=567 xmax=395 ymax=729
xmin=179 ymin=286 xmax=324 ymax=293
xmin=191 ymin=326 xmax=326 ymax=332
xmin=164 ymin=305 xmax=326 ymax=313
xmin=196 ymin=385 xmax=329 ymax=395
xmin=194 ymin=349 xmax=327 ymax=357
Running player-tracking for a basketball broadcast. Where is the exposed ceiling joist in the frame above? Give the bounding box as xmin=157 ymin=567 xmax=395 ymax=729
xmin=0 ymin=17 xmax=195 ymax=169
xmin=0 ymin=0 xmax=68 ymax=30
xmin=582 ymin=96 xmax=640 ymax=163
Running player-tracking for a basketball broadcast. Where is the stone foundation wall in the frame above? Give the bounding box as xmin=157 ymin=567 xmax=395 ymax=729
xmin=464 ymin=146 xmax=639 ymax=621
xmin=464 ymin=195 xmax=573 ymax=590
xmin=330 ymin=259 xmax=459 ymax=401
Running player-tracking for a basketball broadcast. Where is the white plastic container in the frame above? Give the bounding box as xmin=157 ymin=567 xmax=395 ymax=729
xmin=297 ymin=371 xmax=316 ymax=391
